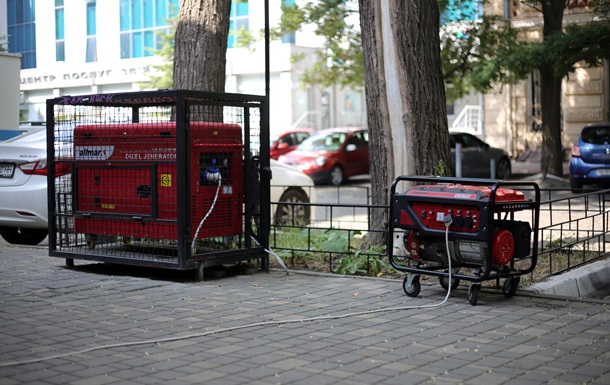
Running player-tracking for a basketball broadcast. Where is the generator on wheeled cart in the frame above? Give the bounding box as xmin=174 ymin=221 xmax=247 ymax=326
xmin=47 ymin=90 xmax=270 ymax=280
xmin=387 ymin=176 xmax=540 ymax=305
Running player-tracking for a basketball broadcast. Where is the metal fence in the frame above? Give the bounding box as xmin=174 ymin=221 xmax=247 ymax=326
xmin=269 ymin=184 xmax=610 ymax=281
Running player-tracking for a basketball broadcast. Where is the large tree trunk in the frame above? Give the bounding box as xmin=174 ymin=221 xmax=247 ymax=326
xmin=359 ymin=0 xmax=451 ymax=246
xmin=173 ymin=0 xmax=231 ymax=92
xmin=539 ymin=0 xmax=566 ymax=177
xmin=539 ymin=69 xmax=564 ymax=177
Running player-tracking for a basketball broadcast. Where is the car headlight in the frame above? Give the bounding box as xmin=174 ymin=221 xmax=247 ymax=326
xmin=314 ymin=157 xmax=327 ymax=167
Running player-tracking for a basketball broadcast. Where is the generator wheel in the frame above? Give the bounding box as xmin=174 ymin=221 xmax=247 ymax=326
xmin=403 ymin=275 xmax=421 ymax=297
xmin=439 ymin=270 xmax=460 ymax=291
xmin=502 ymin=276 xmax=520 ymax=298
xmin=468 ymin=284 xmax=480 ymax=306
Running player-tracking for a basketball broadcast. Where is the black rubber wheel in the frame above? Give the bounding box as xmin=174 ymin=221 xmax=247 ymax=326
xmin=439 ymin=273 xmax=460 ymax=291
xmin=496 ymin=158 xmax=512 ymax=180
xmin=274 ymin=188 xmax=311 ymax=225
xmin=570 ymin=177 xmax=583 ymax=193
xmin=403 ymin=275 xmax=421 ymax=297
xmin=502 ymin=276 xmax=520 ymax=298
xmin=468 ymin=284 xmax=480 ymax=306
xmin=329 ymin=165 xmax=344 ymax=186
xmin=0 ymin=227 xmax=48 ymax=245
xmin=66 ymin=258 xmax=74 ymax=268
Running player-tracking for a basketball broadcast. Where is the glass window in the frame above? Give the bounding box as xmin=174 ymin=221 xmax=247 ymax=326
xmin=281 ymin=0 xmax=295 ymax=43
xmin=582 ymin=127 xmax=610 ymax=145
xmin=87 ymin=2 xmax=97 ymax=36
xmin=86 ymin=1 xmax=97 ymax=62
xmin=56 ymin=41 xmax=65 ymax=62
xmin=228 ymin=1 xmax=249 ymax=48
xmin=120 ymin=0 xmax=177 ymax=58
xmin=8 ymin=0 xmax=37 ymax=68
xmin=144 ymin=0 xmax=153 ymax=28
xmin=86 ymin=37 xmax=97 ymax=62
xmin=55 ymin=1 xmax=65 ymax=61
xmin=441 ymin=0 xmax=480 ymax=24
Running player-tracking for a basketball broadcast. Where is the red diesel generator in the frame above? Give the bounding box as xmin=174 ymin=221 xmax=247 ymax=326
xmin=388 ymin=176 xmax=540 ymax=305
xmin=73 ymin=121 xmax=244 ymax=249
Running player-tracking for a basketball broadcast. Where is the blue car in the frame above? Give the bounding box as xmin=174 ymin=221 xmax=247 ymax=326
xmin=569 ymin=123 xmax=610 ymax=191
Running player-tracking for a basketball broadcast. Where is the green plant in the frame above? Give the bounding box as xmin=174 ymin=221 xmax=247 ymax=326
xmin=334 ymin=245 xmax=389 ymax=276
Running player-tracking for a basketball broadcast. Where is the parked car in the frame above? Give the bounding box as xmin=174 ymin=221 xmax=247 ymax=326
xmin=270 ymin=128 xmax=314 ymax=160
xmin=569 ymin=122 xmax=610 ymax=191
xmin=278 ymin=127 xmax=369 ymax=186
xmin=451 ymin=132 xmax=512 ymax=179
xmin=270 ymin=160 xmax=315 ymax=225
xmin=0 ymin=128 xmax=314 ymax=245
xmin=0 ymin=129 xmax=65 ymax=245
xmin=0 ymin=130 xmax=24 ymax=141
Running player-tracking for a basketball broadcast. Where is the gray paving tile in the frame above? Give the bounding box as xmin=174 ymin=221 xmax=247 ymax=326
xmin=1 ymin=246 xmax=610 ymax=384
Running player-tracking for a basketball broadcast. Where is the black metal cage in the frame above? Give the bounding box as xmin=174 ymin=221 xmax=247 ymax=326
xmin=46 ymin=90 xmax=270 ymax=280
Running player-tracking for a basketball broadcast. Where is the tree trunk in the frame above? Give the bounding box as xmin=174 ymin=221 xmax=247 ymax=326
xmin=539 ymin=0 xmax=566 ymax=177
xmin=173 ymin=0 xmax=231 ymax=92
xmin=359 ymin=0 xmax=451 ymax=247
xmin=539 ymin=69 xmax=564 ymax=177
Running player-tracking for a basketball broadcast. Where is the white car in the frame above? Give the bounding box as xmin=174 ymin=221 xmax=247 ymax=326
xmin=0 ymin=128 xmax=313 ymax=245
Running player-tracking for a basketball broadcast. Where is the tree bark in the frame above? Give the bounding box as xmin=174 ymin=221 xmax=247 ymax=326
xmin=539 ymin=0 xmax=566 ymax=177
xmin=359 ymin=0 xmax=451 ymax=247
xmin=173 ymin=0 xmax=232 ymax=92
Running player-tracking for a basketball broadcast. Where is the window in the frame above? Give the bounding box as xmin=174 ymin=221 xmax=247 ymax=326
xmin=228 ymin=1 xmax=249 ymax=49
xmin=86 ymin=1 xmax=97 ymax=62
xmin=441 ymin=0 xmax=480 ymax=24
xmin=281 ymin=0 xmax=295 ymax=43
xmin=119 ymin=0 xmax=179 ymax=59
xmin=7 ymin=0 xmax=37 ymax=69
xmin=55 ymin=0 xmax=65 ymax=61
xmin=530 ymin=70 xmax=542 ymax=131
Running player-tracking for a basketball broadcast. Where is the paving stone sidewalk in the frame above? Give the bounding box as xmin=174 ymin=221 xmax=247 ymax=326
xmin=1 ymin=244 xmax=609 ymax=385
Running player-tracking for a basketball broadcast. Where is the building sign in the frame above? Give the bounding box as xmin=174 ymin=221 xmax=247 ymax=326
xmin=20 ymin=65 xmax=155 ymax=90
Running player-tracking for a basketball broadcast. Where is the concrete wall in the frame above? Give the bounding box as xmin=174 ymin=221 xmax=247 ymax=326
xmin=0 ymin=52 xmax=21 ymax=129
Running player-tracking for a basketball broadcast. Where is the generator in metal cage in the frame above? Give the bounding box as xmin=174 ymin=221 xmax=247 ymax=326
xmin=47 ymin=90 xmax=270 ymax=280
xmin=387 ymin=176 xmax=540 ymax=305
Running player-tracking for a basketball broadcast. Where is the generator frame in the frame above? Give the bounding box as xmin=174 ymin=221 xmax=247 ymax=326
xmin=387 ymin=176 xmax=540 ymax=305
xmin=46 ymin=90 xmax=270 ymax=280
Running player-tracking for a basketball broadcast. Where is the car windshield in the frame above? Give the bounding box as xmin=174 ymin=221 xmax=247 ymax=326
xmin=270 ymin=134 xmax=279 ymax=146
xmin=581 ymin=127 xmax=610 ymax=145
xmin=298 ymin=132 xmax=347 ymax=151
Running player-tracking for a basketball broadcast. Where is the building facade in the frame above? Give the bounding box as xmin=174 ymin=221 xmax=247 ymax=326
xmin=5 ymin=0 xmax=366 ymax=136
xmin=481 ymin=0 xmax=610 ymax=158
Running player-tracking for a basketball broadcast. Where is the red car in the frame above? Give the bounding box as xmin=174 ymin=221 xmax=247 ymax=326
xmin=278 ymin=127 xmax=369 ymax=186
xmin=270 ymin=128 xmax=314 ymax=160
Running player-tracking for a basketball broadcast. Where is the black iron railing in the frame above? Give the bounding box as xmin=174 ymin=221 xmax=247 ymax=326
xmin=269 ymin=185 xmax=610 ymax=280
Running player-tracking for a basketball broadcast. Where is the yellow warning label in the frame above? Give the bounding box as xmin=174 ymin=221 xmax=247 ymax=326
xmin=102 ymin=204 xmax=115 ymax=209
xmin=161 ymin=174 xmax=172 ymax=187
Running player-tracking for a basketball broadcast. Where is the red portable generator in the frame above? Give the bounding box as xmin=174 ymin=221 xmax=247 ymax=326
xmin=388 ymin=176 xmax=540 ymax=305
xmin=73 ymin=122 xmax=244 ymax=247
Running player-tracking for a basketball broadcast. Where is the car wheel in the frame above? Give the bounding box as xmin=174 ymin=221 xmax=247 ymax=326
xmin=274 ymin=188 xmax=311 ymax=225
xmin=329 ymin=165 xmax=344 ymax=186
xmin=496 ymin=158 xmax=512 ymax=179
xmin=570 ymin=177 xmax=583 ymax=193
xmin=0 ymin=227 xmax=48 ymax=245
